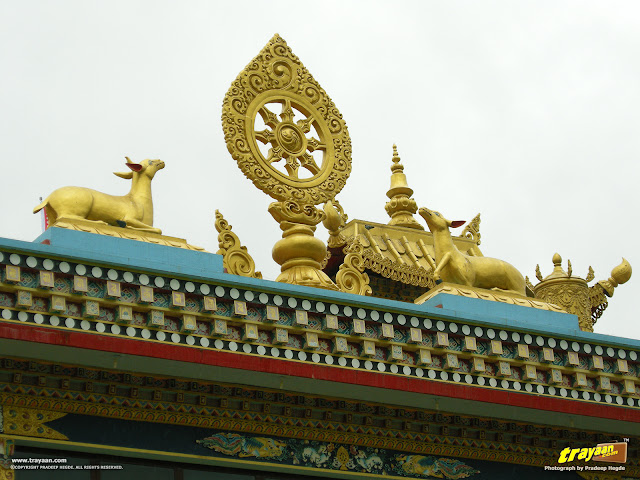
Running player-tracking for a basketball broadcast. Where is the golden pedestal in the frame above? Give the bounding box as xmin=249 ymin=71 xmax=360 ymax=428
xmin=415 ymin=282 xmax=566 ymax=313
xmin=50 ymin=218 xmax=205 ymax=251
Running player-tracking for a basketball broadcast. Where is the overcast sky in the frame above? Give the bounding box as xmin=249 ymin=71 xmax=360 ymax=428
xmin=1 ymin=1 xmax=638 ymax=340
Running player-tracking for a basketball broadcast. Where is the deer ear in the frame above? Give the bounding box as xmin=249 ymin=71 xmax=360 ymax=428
xmin=125 ymin=162 xmax=143 ymax=172
xmin=450 ymin=220 xmax=466 ymax=228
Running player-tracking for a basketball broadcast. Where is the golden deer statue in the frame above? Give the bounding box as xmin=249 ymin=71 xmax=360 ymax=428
xmin=33 ymin=157 xmax=165 ymax=234
xmin=419 ymin=207 xmax=526 ymax=296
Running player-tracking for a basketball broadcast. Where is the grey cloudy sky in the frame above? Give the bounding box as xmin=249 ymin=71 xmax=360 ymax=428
xmin=1 ymin=1 xmax=638 ymax=339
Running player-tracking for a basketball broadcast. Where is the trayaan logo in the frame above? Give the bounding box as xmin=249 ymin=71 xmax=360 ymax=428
xmin=557 ymin=442 xmax=627 ymax=464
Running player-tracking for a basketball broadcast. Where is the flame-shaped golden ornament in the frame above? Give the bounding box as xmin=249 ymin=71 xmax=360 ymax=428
xmin=222 ymin=34 xmax=352 ymax=289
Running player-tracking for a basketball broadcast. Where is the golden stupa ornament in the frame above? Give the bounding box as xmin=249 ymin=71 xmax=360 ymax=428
xmin=222 ymin=34 xmax=352 ymax=290
xmin=533 ymin=253 xmax=632 ymax=332
xmin=385 ymin=145 xmax=423 ymax=230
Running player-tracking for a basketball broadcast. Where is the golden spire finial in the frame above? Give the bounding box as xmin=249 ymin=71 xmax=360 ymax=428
xmin=391 ymin=144 xmax=401 ymax=167
xmin=539 ymin=252 xmax=569 ymax=281
xmin=385 ymin=145 xmax=423 ymax=230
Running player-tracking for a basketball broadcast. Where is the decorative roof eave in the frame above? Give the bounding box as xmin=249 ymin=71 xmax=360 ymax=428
xmin=354 ymin=237 xmax=434 ymax=288
xmin=2 ymin=233 xmax=638 ymax=350
xmin=4 ymin=357 xmax=640 ymax=478
xmin=1 ymin=233 xmax=640 ymax=426
xmin=2 ymin=322 xmax=639 ymax=435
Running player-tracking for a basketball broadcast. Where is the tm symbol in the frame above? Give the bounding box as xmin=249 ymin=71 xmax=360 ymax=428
xmin=623 ymin=438 xmax=630 ymax=443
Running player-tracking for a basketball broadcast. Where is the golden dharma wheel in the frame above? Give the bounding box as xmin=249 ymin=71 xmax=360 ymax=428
xmin=222 ymin=34 xmax=352 ymax=205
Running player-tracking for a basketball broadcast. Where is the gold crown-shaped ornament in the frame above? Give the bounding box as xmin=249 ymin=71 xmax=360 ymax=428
xmin=531 ymin=253 xmax=631 ymax=332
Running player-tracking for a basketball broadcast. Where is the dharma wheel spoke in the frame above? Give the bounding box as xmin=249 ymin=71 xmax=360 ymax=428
xmin=254 ymin=129 xmax=275 ymax=144
xmin=284 ymin=156 xmax=299 ymax=178
xmin=299 ymin=153 xmax=320 ymax=175
xmin=296 ymin=116 xmax=313 ymax=134
xmin=258 ymin=106 xmax=279 ymax=128
xmin=266 ymin=146 xmax=284 ymax=164
xmin=306 ymin=137 xmax=326 ymax=152
xmin=280 ymin=99 xmax=295 ymax=123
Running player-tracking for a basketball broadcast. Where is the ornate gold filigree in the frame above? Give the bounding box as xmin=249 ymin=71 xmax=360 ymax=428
xmin=222 ymin=35 xmax=351 ymax=290
xmin=336 ymin=446 xmax=350 ymax=471
xmin=319 ymin=250 xmax=331 ymax=270
xmin=3 ymin=406 xmax=68 ymax=440
xmin=535 ymin=282 xmax=591 ymax=330
xmin=215 ymin=210 xmax=262 ymax=279
xmin=458 ymin=213 xmax=481 ymax=245
xmin=525 ymin=276 xmax=535 ymax=292
xmin=335 ymin=239 xmax=372 ymax=296
xmin=589 ymin=285 xmax=608 ymax=324
xmin=269 ymin=200 xmax=325 ymax=226
xmin=535 ymin=264 xmax=543 ymax=282
xmin=222 ymin=34 xmax=352 ymax=205
xmin=585 ymin=265 xmax=595 ymax=283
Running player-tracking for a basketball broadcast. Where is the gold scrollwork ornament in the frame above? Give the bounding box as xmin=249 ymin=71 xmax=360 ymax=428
xmin=459 ymin=213 xmax=481 ymax=245
xmin=215 ymin=210 xmax=262 ymax=279
xmin=335 ymin=239 xmax=372 ymax=296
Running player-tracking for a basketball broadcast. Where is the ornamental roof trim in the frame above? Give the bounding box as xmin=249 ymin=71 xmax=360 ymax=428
xmin=1 ymin=231 xmax=639 ymax=418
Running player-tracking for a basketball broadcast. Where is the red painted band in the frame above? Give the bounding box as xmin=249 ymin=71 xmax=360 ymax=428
xmin=1 ymin=322 xmax=638 ymax=423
